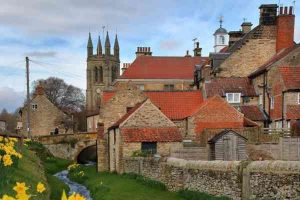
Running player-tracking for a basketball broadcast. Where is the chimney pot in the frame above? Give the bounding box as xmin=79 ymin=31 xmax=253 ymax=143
xmin=280 ymin=7 xmax=283 ymax=15
xmin=289 ymin=6 xmax=293 ymax=15
xmin=284 ymin=6 xmax=288 ymax=14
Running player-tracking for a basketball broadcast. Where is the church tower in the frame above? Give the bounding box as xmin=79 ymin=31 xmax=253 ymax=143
xmin=86 ymin=32 xmax=120 ymax=112
xmin=214 ymin=17 xmax=229 ymax=52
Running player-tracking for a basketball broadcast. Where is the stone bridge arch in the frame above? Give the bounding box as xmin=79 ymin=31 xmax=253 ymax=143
xmin=36 ymin=132 xmax=97 ymax=161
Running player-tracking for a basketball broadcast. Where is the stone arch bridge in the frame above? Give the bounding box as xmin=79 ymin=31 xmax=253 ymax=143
xmin=36 ymin=132 xmax=98 ymax=163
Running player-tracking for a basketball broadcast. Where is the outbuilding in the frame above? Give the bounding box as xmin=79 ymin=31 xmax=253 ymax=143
xmin=208 ymin=130 xmax=247 ymax=161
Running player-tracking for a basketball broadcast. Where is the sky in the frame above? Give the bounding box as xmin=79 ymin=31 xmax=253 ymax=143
xmin=0 ymin=0 xmax=299 ymax=112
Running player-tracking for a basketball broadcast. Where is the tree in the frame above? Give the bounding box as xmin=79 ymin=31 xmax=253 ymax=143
xmin=33 ymin=77 xmax=85 ymax=114
xmin=0 ymin=108 xmax=19 ymax=133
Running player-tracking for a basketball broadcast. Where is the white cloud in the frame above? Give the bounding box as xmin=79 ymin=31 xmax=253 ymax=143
xmin=0 ymin=87 xmax=24 ymax=112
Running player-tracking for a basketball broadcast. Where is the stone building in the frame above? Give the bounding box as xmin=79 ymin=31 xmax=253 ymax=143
xmin=107 ymin=99 xmax=182 ymax=173
xmin=20 ymin=84 xmax=73 ymax=136
xmin=86 ymin=32 xmax=120 ymax=114
xmin=0 ymin=119 xmax=6 ymax=132
xmin=116 ymin=45 xmax=208 ymax=91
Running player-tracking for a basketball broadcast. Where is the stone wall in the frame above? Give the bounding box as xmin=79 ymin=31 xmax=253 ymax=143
xmin=123 ymin=157 xmax=300 ymax=200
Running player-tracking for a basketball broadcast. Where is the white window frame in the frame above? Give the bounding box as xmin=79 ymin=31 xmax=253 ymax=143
xmin=298 ymin=93 xmax=300 ymax=104
xmin=137 ymin=84 xmax=145 ymax=91
xmin=270 ymin=96 xmax=274 ymax=109
xmin=226 ymin=93 xmax=241 ymax=103
xmin=287 ymin=120 xmax=291 ymax=129
xmin=31 ymin=103 xmax=38 ymax=110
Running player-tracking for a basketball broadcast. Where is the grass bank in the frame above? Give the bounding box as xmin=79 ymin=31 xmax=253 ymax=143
xmin=69 ymin=165 xmax=230 ymax=200
xmin=28 ymin=141 xmax=71 ymax=200
xmin=0 ymin=145 xmax=50 ymax=200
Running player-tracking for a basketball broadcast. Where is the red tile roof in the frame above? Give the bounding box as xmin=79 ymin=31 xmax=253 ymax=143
xmin=219 ymin=46 xmax=228 ymax=53
xmin=286 ymin=105 xmax=300 ymax=120
xmin=121 ymin=127 xmax=182 ymax=142
xmin=279 ymin=67 xmax=300 ymax=90
xmin=102 ymin=91 xmax=116 ymax=103
xmin=121 ymin=56 xmax=208 ymax=79
xmin=204 ymin=77 xmax=257 ymax=97
xmin=240 ymin=105 xmax=267 ymax=121
xmin=193 ymin=96 xmax=245 ymax=134
xmin=102 ymin=90 xmax=204 ymax=120
xmin=249 ymin=45 xmax=299 ymax=78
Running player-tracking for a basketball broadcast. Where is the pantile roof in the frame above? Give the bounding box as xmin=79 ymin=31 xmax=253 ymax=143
xmin=102 ymin=90 xmax=204 ymax=120
xmin=121 ymin=127 xmax=182 ymax=142
xmin=204 ymin=77 xmax=257 ymax=97
xmin=286 ymin=105 xmax=300 ymax=120
xmin=279 ymin=67 xmax=300 ymax=90
xmin=240 ymin=105 xmax=267 ymax=121
xmin=120 ymin=56 xmax=208 ymax=79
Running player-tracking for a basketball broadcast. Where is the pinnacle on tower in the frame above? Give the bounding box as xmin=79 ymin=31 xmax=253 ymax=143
xmin=87 ymin=32 xmax=93 ymax=57
xmin=105 ymin=31 xmax=111 ymax=55
xmin=97 ymin=36 xmax=102 ymax=55
xmin=114 ymin=34 xmax=119 ymax=58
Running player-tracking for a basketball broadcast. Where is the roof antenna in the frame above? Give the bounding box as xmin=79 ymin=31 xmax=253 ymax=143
xmin=102 ymin=25 xmax=105 ymax=39
xmin=243 ymin=18 xmax=247 ymax=22
xmin=192 ymin=38 xmax=198 ymax=48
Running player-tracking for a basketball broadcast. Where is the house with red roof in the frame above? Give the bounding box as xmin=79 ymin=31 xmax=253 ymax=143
xmin=116 ymin=46 xmax=208 ymax=91
xmin=107 ymin=99 xmax=182 ymax=173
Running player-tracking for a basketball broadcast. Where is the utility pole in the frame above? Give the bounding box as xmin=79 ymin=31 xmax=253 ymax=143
xmin=26 ymin=57 xmax=31 ymax=138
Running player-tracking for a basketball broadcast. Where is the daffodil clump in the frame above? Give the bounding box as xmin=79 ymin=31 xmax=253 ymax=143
xmin=0 ymin=182 xmax=46 ymax=200
xmin=61 ymin=190 xmax=86 ymax=200
xmin=68 ymin=164 xmax=87 ymax=184
xmin=0 ymin=136 xmax=22 ymax=167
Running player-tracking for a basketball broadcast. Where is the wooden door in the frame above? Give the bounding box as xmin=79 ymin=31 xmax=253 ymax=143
xmin=223 ymin=135 xmax=237 ymax=160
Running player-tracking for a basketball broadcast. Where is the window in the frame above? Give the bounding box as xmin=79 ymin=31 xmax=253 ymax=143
xmin=219 ymin=35 xmax=225 ymax=44
xmin=275 ymin=121 xmax=282 ymax=129
xmin=298 ymin=93 xmax=300 ymax=104
xmin=137 ymin=84 xmax=144 ymax=91
xmin=287 ymin=121 xmax=291 ymax=129
xmin=226 ymin=93 xmax=241 ymax=103
xmin=164 ymin=84 xmax=174 ymax=91
xmin=94 ymin=67 xmax=98 ymax=82
xmin=270 ymin=96 xmax=274 ymax=109
xmin=141 ymin=142 xmax=157 ymax=154
xmin=259 ymin=94 xmax=263 ymax=105
xmin=31 ymin=103 xmax=37 ymax=110
xmin=99 ymin=66 xmax=103 ymax=83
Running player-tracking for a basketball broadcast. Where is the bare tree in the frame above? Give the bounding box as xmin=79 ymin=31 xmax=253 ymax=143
xmin=33 ymin=77 xmax=85 ymax=113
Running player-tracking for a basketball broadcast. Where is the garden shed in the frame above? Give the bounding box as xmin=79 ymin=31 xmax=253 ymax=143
xmin=208 ymin=130 xmax=247 ymax=161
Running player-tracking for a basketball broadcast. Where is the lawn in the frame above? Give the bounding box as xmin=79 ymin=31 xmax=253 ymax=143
xmin=69 ymin=165 xmax=230 ymax=200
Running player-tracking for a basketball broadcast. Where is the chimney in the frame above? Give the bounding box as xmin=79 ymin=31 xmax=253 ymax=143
xmin=276 ymin=6 xmax=295 ymax=52
xmin=241 ymin=22 xmax=252 ymax=34
xmin=35 ymin=83 xmax=44 ymax=96
xmin=121 ymin=63 xmax=131 ymax=74
xmin=259 ymin=4 xmax=278 ymax=25
xmin=185 ymin=50 xmax=191 ymax=57
xmin=135 ymin=47 xmax=152 ymax=58
xmin=97 ymin=122 xmax=104 ymax=139
xmin=193 ymin=42 xmax=202 ymax=57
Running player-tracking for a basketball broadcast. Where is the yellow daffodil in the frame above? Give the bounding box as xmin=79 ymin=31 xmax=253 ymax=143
xmin=15 ymin=193 xmax=30 ymax=200
xmin=36 ymin=182 xmax=46 ymax=193
xmin=61 ymin=190 xmax=68 ymax=200
xmin=13 ymin=182 xmax=28 ymax=195
xmin=68 ymin=193 xmax=86 ymax=200
xmin=1 ymin=194 xmax=16 ymax=200
xmin=3 ymin=154 xmax=13 ymax=166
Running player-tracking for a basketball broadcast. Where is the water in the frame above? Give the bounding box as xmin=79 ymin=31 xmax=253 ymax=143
xmin=54 ymin=170 xmax=92 ymax=200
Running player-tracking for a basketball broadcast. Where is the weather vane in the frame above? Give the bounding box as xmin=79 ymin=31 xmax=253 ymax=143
xmin=219 ymin=15 xmax=224 ymax=28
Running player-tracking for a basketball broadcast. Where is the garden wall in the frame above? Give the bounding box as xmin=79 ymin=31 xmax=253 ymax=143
xmin=123 ymin=157 xmax=300 ymax=200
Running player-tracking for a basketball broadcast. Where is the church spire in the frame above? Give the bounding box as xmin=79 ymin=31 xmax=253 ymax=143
xmin=114 ymin=34 xmax=119 ymax=58
xmin=105 ymin=31 xmax=111 ymax=55
xmin=97 ymin=35 xmax=102 ymax=55
xmin=87 ymin=32 xmax=93 ymax=57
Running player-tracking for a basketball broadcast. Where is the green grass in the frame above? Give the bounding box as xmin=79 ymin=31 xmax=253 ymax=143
xmin=0 ymin=147 xmax=50 ymax=200
xmin=28 ymin=141 xmax=71 ymax=199
xmin=69 ymin=165 xmax=230 ymax=200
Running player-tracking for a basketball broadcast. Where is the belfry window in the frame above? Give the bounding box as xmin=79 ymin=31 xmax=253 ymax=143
xmin=94 ymin=67 xmax=98 ymax=82
xmin=99 ymin=66 xmax=103 ymax=83
xmin=219 ymin=36 xmax=225 ymax=44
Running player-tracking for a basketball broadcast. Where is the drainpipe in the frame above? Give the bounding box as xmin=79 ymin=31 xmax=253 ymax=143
xmin=282 ymin=91 xmax=285 ymax=128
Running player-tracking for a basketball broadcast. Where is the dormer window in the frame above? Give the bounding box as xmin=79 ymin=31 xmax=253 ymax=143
xmin=226 ymin=93 xmax=241 ymax=103
xmin=31 ymin=103 xmax=38 ymax=110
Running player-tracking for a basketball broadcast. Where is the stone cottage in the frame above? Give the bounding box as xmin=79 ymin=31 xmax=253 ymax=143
xmin=107 ymin=99 xmax=182 ymax=173
xmin=20 ymin=84 xmax=73 ymax=136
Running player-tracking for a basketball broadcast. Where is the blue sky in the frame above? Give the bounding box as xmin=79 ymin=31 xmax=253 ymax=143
xmin=0 ymin=0 xmax=299 ymax=112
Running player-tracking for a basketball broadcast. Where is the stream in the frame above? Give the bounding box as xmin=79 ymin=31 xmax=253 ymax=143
xmin=54 ymin=170 xmax=92 ymax=200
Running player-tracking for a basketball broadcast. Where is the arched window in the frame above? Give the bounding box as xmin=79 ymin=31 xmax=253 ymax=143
xmin=98 ymin=66 xmax=103 ymax=83
xmin=94 ymin=67 xmax=98 ymax=82
xmin=219 ymin=36 xmax=225 ymax=44
xmin=111 ymin=66 xmax=117 ymax=82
